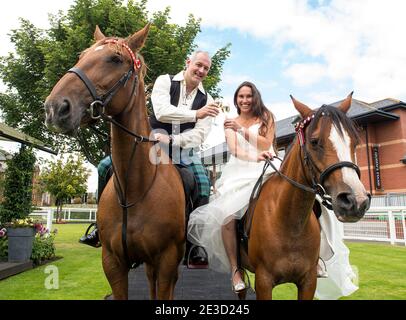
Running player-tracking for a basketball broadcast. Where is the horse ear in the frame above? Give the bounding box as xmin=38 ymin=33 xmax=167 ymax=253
xmin=94 ymin=25 xmax=106 ymax=41
xmin=290 ymin=95 xmax=313 ymax=118
xmin=128 ymin=23 xmax=150 ymax=52
xmin=339 ymin=92 xmax=353 ymax=114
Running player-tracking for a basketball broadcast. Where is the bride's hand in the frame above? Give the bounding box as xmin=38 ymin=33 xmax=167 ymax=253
xmin=257 ymin=151 xmax=274 ymax=162
xmin=224 ymin=119 xmax=242 ymax=132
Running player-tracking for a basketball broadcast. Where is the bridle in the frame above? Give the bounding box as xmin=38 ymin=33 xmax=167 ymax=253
xmin=67 ymin=38 xmax=156 ymax=144
xmin=266 ymin=107 xmax=361 ymax=209
xmin=67 ymin=38 xmax=158 ymax=268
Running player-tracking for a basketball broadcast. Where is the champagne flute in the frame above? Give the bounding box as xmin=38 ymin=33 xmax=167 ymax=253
xmin=212 ymin=99 xmax=222 ymax=126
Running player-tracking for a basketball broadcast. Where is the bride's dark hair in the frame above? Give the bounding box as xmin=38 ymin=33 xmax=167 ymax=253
xmin=233 ymin=81 xmax=275 ymax=137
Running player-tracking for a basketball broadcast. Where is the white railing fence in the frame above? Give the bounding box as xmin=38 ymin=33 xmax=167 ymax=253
xmin=371 ymin=193 xmax=406 ymax=207
xmin=30 ymin=206 xmax=406 ymax=246
xmin=343 ymin=206 xmax=406 ymax=246
xmin=30 ymin=207 xmax=97 ymax=232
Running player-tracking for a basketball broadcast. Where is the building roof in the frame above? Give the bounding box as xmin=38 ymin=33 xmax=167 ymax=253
xmin=0 ymin=122 xmax=57 ymax=155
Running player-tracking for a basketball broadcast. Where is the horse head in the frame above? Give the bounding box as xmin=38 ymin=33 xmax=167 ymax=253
xmin=290 ymin=93 xmax=370 ymax=222
xmin=44 ymin=24 xmax=150 ymax=135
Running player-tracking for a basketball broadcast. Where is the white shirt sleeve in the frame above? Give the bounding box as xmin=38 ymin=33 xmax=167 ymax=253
xmin=151 ymin=74 xmax=197 ymax=124
xmin=173 ymin=94 xmax=214 ymax=149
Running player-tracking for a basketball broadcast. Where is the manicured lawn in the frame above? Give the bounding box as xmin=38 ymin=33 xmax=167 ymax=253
xmin=0 ymin=224 xmax=110 ymax=300
xmin=0 ymin=224 xmax=405 ymax=300
xmin=270 ymin=241 xmax=406 ymax=300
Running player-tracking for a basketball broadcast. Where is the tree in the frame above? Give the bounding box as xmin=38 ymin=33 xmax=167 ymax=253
xmin=0 ymin=0 xmax=231 ymax=166
xmin=0 ymin=146 xmax=36 ymax=224
xmin=38 ymin=154 xmax=91 ymax=223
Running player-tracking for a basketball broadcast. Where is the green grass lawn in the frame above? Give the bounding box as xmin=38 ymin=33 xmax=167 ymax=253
xmin=0 ymin=224 xmax=110 ymax=300
xmin=0 ymin=224 xmax=405 ymax=300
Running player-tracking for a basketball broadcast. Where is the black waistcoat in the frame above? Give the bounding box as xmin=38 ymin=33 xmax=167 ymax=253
xmin=149 ymin=75 xmax=208 ymax=135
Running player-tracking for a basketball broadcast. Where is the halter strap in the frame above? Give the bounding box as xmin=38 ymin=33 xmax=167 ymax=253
xmin=319 ymin=161 xmax=361 ymax=186
xmin=68 ymin=67 xmax=101 ymax=101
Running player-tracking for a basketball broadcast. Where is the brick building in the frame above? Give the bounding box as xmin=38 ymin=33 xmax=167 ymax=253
xmin=201 ymin=98 xmax=406 ymax=196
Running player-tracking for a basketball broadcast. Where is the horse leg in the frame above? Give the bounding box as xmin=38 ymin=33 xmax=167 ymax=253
xmin=145 ymin=263 xmax=157 ymax=300
xmin=156 ymin=244 xmax=182 ymax=300
xmin=254 ymin=267 xmax=274 ymax=300
xmin=297 ymin=274 xmax=317 ymax=300
xmin=102 ymin=247 xmax=129 ymax=300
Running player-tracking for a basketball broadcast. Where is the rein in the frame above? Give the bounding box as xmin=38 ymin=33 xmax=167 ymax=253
xmin=68 ymin=39 xmax=158 ymax=268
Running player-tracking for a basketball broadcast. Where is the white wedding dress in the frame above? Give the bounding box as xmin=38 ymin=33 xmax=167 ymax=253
xmin=188 ymin=124 xmax=279 ymax=272
xmin=187 ymin=123 xmax=358 ymax=300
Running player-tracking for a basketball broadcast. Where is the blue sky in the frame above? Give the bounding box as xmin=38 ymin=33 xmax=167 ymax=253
xmin=1 ymin=0 xmax=406 ymax=191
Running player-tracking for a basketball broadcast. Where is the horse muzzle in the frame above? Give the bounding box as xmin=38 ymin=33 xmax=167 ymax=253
xmin=333 ymin=191 xmax=371 ymax=222
xmin=44 ymin=97 xmax=79 ymax=135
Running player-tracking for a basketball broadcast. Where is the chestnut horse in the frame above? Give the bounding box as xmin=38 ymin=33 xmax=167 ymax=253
xmin=44 ymin=25 xmax=185 ymax=299
xmin=241 ymin=94 xmax=370 ymax=300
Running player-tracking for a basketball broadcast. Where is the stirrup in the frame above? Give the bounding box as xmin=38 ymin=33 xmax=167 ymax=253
xmin=79 ymin=223 xmax=101 ymax=248
xmin=317 ymin=257 xmax=328 ymax=278
xmin=186 ymin=244 xmax=208 ymax=269
xmin=231 ymin=267 xmax=246 ymax=293
xmin=84 ymin=222 xmax=97 ymax=236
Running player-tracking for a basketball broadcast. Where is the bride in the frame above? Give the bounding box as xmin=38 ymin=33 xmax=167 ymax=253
xmin=188 ymin=81 xmax=278 ymax=292
xmin=188 ymin=81 xmax=359 ymax=299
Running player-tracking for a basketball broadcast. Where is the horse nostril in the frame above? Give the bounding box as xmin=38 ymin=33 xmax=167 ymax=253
xmin=58 ymin=99 xmax=71 ymax=117
xmin=359 ymin=196 xmax=371 ymax=214
xmin=336 ymin=192 xmax=355 ymax=210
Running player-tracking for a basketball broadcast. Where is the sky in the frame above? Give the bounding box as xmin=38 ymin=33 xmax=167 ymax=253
xmin=1 ymin=0 xmax=406 ymax=191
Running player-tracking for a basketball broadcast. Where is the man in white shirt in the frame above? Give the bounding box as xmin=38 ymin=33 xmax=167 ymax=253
xmin=150 ymin=51 xmax=219 ymax=198
xmin=150 ymin=51 xmax=220 ymax=267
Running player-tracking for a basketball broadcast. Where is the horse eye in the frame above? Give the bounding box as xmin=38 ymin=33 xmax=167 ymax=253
xmin=310 ymin=138 xmax=319 ymax=147
xmin=109 ymin=55 xmax=123 ymax=64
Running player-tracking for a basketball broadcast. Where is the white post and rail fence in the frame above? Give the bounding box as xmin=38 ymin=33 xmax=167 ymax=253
xmin=30 ymin=206 xmax=406 ymax=246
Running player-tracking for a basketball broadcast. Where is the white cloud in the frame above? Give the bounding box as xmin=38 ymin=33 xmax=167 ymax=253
xmin=0 ymin=0 xmax=74 ymax=57
xmin=146 ymin=0 xmax=406 ymax=102
xmin=267 ymin=101 xmax=297 ymax=121
xmin=284 ymin=62 xmax=326 ymax=86
xmin=220 ymin=72 xmax=252 ymax=87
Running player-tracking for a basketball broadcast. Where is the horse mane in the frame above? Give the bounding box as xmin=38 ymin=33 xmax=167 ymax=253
xmin=308 ymin=105 xmax=360 ymax=145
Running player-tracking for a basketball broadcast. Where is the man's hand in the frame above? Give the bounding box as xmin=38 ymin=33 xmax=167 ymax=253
xmin=196 ymin=103 xmax=220 ymax=120
xmin=257 ymin=151 xmax=274 ymax=162
xmin=154 ymin=133 xmax=171 ymax=145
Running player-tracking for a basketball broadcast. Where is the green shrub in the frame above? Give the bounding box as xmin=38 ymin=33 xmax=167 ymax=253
xmin=0 ymin=147 xmax=36 ymax=224
xmin=31 ymin=233 xmax=56 ymax=265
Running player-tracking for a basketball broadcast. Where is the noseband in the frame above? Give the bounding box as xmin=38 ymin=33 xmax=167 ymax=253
xmin=69 ymin=65 xmax=135 ymax=120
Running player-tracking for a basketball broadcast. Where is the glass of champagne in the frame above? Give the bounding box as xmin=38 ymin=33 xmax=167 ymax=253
xmin=212 ymin=99 xmax=223 ymax=126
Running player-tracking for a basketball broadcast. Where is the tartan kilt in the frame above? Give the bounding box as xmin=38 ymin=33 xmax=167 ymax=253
xmin=184 ymin=159 xmax=211 ymax=198
xmin=97 ymin=155 xmax=112 ymax=181
xmin=96 ymin=150 xmax=211 ymax=199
